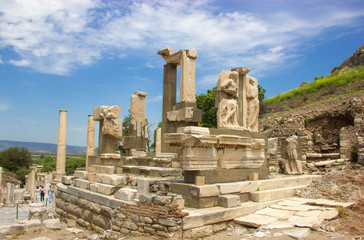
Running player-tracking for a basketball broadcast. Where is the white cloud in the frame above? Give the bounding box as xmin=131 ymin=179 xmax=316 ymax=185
xmin=0 ymin=55 xmax=3 ymax=64
xmin=0 ymin=0 xmax=363 ymax=75
xmin=0 ymin=100 xmax=10 ymax=112
xmin=9 ymin=59 xmax=30 ymax=67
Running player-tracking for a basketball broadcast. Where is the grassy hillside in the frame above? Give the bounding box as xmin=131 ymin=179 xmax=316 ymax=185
xmin=265 ymin=65 xmax=364 ymax=106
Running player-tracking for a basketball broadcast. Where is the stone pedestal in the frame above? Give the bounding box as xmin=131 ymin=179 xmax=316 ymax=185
xmin=56 ymin=109 xmax=67 ymax=180
xmin=86 ymin=114 xmax=95 ymax=169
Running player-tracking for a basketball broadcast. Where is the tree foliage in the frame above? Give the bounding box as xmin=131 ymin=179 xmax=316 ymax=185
xmin=33 ymin=155 xmax=56 ymax=173
xmin=0 ymin=147 xmax=33 ymax=184
xmin=196 ymin=85 xmax=266 ymax=128
xmin=196 ymin=87 xmax=218 ymax=128
xmin=0 ymin=147 xmax=32 ymax=172
xmin=66 ymin=157 xmax=85 ymax=176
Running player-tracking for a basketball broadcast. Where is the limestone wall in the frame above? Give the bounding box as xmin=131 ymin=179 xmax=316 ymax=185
xmin=55 ymin=184 xmax=185 ymax=239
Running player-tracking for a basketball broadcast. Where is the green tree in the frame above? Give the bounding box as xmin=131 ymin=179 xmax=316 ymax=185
xmin=196 ymin=87 xmax=218 ymax=128
xmin=122 ymin=114 xmax=130 ymax=137
xmin=66 ymin=157 xmax=85 ymax=175
xmin=196 ymin=85 xmax=266 ymax=128
xmin=0 ymin=147 xmax=32 ymax=173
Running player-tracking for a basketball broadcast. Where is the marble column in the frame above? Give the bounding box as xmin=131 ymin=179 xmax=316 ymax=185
xmin=29 ymin=165 xmax=37 ymax=201
xmin=86 ymin=114 xmax=95 ymax=169
xmin=56 ymin=109 xmax=67 ymax=180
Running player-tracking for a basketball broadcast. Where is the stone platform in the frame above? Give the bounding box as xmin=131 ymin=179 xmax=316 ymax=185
xmin=170 ymin=175 xmax=320 ymax=208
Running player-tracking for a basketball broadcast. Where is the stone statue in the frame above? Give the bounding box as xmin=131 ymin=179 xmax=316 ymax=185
xmin=282 ymin=135 xmax=302 ymax=175
xmin=246 ymin=76 xmax=259 ymax=132
xmin=218 ymin=99 xmax=239 ymax=128
xmin=94 ymin=105 xmax=123 ymax=154
xmin=220 ymin=70 xmax=238 ymax=97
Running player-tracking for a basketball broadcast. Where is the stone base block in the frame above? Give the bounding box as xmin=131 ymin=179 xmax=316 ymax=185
xmin=61 ymin=176 xmax=74 ymax=185
xmin=74 ymin=170 xmax=87 ymax=179
xmin=74 ymin=179 xmax=90 ymax=190
xmin=184 ymin=168 xmax=269 ymax=184
xmin=218 ymin=195 xmax=241 ymax=208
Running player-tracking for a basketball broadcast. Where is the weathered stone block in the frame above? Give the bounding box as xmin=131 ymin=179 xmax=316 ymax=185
xmin=190 ymin=185 xmax=220 ymax=197
xmin=74 ymin=170 xmax=87 ymax=179
xmin=249 ymin=173 xmax=259 ymax=181
xmin=42 ymin=219 xmax=61 ymax=229
xmin=114 ymin=188 xmax=137 ymax=201
xmin=195 ymin=176 xmax=205 ymax=186
xmin=61 ymin=176 xmax=74 ymax=185
xmin=137 ymin=178 xmax=150 ymax=195
xmin=217 ymin=195 xmax=241 ymax=208
xmin=74 ymin=179 xmax=90 ymax=190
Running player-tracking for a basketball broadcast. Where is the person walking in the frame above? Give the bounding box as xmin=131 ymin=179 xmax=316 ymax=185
xmin=48 ymin=188 xmax=53 ymax=204
xmin=40 ymin=185 xmax=45 ymax=202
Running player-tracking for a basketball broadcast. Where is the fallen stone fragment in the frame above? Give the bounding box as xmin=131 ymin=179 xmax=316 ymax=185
xmin=255 ymin=207 xmax=295 ymax=220
xmin=307 ymin=199 xmax=355 ymax=208
xmin=234 ymin=214 xmax=277 ymax=228
xmin=319 ymin=209 xmax=339 ymax=220
xmin=42 ymin=219 xmax=61 ymax=229
xmin=288 ymin=216 xmax=324 ymax=228
xmin=66 ymin=227 xmax=84 ymax=234
xmin=283 ymin=227 xmax=311 ymax=239
xmin=295 ymin=210 xmax=323 ymax=217
xmin=31 ymin=237 xmax=51 ymax=240
xmin=260 ymin=220 xmax=294 ymax=229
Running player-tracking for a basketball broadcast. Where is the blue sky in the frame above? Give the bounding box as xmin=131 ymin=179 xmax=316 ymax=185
xmin=0 ymin=0 xmax=363 ymax=147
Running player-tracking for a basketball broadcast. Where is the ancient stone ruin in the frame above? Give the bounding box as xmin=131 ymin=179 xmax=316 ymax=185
xmin=49 ymin=47 xmax=358 ymax=239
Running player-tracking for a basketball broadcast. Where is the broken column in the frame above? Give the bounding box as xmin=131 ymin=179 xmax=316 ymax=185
xmin=156 ymin=127 xmax=162 ymax=153
xmin=29 ymin=165 xmax=37 ymax=200
xmin=0 ymin=167 xmax=2 ymax=191
xmin=86 ymin=114 xmax=95 ymax=169
xmin=94 ymin=105 xmax=123 ymax=154
xmin=5 ymin=182 xmax=14 ymax=206
xmin=158 ymin=47 xmax=202 ymax=152
xmin=56 ymin=109 xmax=67 ymax=180
xmin=122 ymin=92 xmax=148 ymax=156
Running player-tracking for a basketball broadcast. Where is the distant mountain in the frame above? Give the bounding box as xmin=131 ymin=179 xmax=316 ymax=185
xmin=0 ymin=140 xmax=86 ymax=154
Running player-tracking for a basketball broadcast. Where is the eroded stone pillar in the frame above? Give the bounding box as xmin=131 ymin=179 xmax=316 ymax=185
xmin=56 ymin=109 xmax=67 ymax=180
xmin=180 ymin=49 xmax=197 ymax=103
xmin=94 ymin=105 xmax=122 ymax=154
xmin=29 ymin=165 xmax=37 ymax=201
xmin=86 ymin=114 xmax=95 ymax=169
xmin=0 ymin=167 xmax=2 ymax=191
xmin=5 ymin=182 xmax=14 ymax=206
xmin=156 ymin=127 xmax=162 ymax=153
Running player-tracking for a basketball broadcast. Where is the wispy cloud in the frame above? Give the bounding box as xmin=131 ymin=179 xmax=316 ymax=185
xmin=0 ymin=55 xmax=3 ymax=64
xmin=17 ymin=118 xmax=37 ymax=124
xmin=0 ymin=100 xmax=10 ymax=112
xmin=0 ymin=0 xmax=363 ymax=75
xmin=149 ymin=94 xmax=163 ymax=103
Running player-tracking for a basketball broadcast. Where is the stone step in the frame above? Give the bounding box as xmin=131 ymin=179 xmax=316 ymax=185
xmin=89 ymin=165 xmax=115 ymax=174
xmin=250 ymin=186 xmax=305 ymax=203
xmin=124 ymin=156 xmax=172 ymax=168
xmin=121 ymin=166 xmax=182 ymax=177
xmin=182 ymin=200 xmax=279 ymax=230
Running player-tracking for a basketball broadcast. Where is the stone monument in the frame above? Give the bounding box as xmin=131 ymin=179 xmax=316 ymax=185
xmin=122 ymin=92 xmax=148 ymax=156
xmin=5 ymin=183 xmax=14 ymax=206
xmin=163 ymin=59 xmax=268 ymax=183
xmin=87 ymin=105 xmax=123 ymax=169
xmin=158 ymin=47 xmax=202 ymax=153
xmin=281 ymin=135 xmax=303 ymax=175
